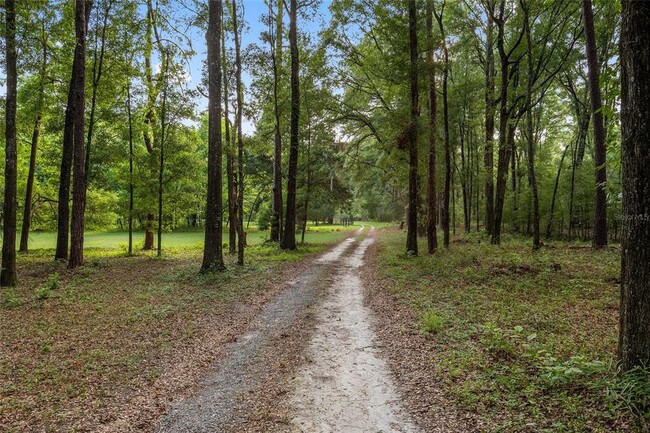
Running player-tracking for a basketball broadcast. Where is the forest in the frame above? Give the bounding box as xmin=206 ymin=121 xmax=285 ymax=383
xmin=1 ymin=0 xmax=649 ymax=432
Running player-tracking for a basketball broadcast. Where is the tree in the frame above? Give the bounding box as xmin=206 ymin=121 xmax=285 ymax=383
xmin=126 ymin=79 xmax=134 ymax=256
xmin=281 ymin=0 xmax=299 ymax=251
xmin=201 ymin=0 xmax=226 ymax=272
xmin=522 ymin=0 xmax=539 ymax=250
xmin=1 ymin=0 xmax=18 ymax=286
xmin=433 ymin=1 xmax=450 ymax=248
xmin=223 ymin=23 xmax=237 ymax=254
xmin=231 ymin=0 xmax=245 ymax=265
xmin=270 ymin=0 xmax=284 ymax=243
xmin=68 ymin=0 xmax=91 ymax=269
xmin=483 ymin=1 xmax=496 ymax=236
xmin=489 ymin=0 xmax=524 ymax=245
xmin=157 ymin=53 xmax=170 ymax=258
xmin=619 ymin=0 xmax=650 ymax=372
xmin=142 ymin=0 xmax=166 ymax=251
xmin=582 ymin=0 xmax=607 ymax=248
xmin=20 ymin=17 xmax=49 ymax=253
xmin=405 ymin=0 xmax=419 ymax=255
xmin=426 ymin=0 xmax=438 ymax=254
xmin=56 ymin=3 xmax=91 ymax=260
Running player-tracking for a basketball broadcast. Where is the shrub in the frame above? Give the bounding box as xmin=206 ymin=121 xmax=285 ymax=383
xmin=420 ymin=309 xmax=445 ymax=335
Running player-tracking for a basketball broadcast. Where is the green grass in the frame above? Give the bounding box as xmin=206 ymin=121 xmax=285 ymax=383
xmin=17 ymin=222 xmax=367 ymax=251
xmin=375 ymin=229 xmax=644 ymax=433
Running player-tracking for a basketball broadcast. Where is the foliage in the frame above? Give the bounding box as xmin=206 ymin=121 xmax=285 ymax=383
xmin=420 ymin=308 xmax=445 ymax=335
xmin=376 ymin=229 xmax=640 ymax=432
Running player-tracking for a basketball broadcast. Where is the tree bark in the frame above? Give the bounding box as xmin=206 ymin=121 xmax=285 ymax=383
xmin=143 ymin=0 xmax=157 ymax=153
xmin=546 ymin=144 xmax=569 ymax=239
xmin=434 ymin=2 xmax=450 ymax=248
xmin=201 ymin=0 xmax=226 ymax=272
xmin=68 ymin=0 xmax=91 ymax=269
xmin=142 ymin=0 xmax=164 ymax=250
xmin=281 ymin=0 xmax=299 ymax=251
xmin=460 ymin=111 xmax=470 ymax=233
xmin=582 ymin=0 xmax=608 ymax=248
xmin=56 ymin=62 xmax=77 ymax=259
xmin=491 ymin=1 xmax=511 ymax=245
xmin=301 ymin=105 xmax=312 ymax=244
xmin=405 ymin=0 xmax=419 ymax=255
xmin=127 ymin=81 xmax=134 ymax=256
xmin=619 ymin=0 xmax=650 ymax=372
xmin=484 ymin=8 xmax=496 ymax=236
xmin=270 ymin=0 xmax=284 ymax=242
xmin=157 ymin=53 xmax=170 ymax=258
xmin=1 ymin=0 xmax=17 ymax=286
xmin=426 ymin=0 xmax=438 ymax=253
xmin=523 ymin=1 xmax=540 ymax=250
xmin=231 ymin=0 xmax=245 ymax=265
xmin=223 ymin=28 xmax=237 ymax=254
xmin=20 ymin=27 xmax=48 ymax=253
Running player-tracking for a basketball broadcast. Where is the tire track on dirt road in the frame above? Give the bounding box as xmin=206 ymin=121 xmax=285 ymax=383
xmin=289 ymin=227 xmax=420 ymax=433
xmin=156 ymin=229 xmax=366 ymax=433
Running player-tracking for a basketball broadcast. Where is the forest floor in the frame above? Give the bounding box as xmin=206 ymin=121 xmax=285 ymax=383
xmin=1 ymin=226 xmax=646 ymax=432
xmin=0 ymin=226 xmax=354 ymax=432
xmin=365 ymin=229 xmax=645 ymax=433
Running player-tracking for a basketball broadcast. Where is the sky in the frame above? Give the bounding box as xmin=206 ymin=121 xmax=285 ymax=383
xmin=177 ymin=0 xmax=333 ymax=134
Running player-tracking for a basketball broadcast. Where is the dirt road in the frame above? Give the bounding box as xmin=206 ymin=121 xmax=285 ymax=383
xmin=156 ymin=227 xmax=419 ymax=433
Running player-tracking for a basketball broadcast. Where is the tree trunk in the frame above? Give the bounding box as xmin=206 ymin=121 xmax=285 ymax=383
xmin=143 ymin=0 xmax=157 ymax=153
xmin=301 ymin=108 xmax=312 ymax=245
xmin=474 ymin=127 xmax=481 ymax=232
xmin=84 ymin=0 xmax=111 ymax=185
xmin=142 ymin=0 xmax=164 ymax=250
xmin=405 ymin=0 xmax=419 ymax=255
xmin=144 ymin=214 xmax=155 ymax=249
xmin=568 ymin=138 xmax=577 ymax=240
xmin=201 ymin=0 xmax=226 ymax=272
xmin=20 ymin=30 xmax=48 ymax=253
xmin=56 ymin=72 xmax=76 ymax=259
xmin=231 ymin=0 xmax=245 ymax=265
xmin=619 ymin=0 xmax=650 ymax=372
xmin=127 ymin=81 xmax=134 ymax=256
xmin=1 ymin=0 xmax=18 ymax=286
xmin=460 ymin=114 xmax=470 ymax=233
xmin=426 ymin=0 xmax=438 ymax=253
xmin=69 ymin=0 xmax=91 ymax=269
xmin=523 ymin=3 xmax=540 ymax=250
xmin=546 ymin=144 xmax=568 ymax=239
xmin=491 ymin=4 xmax=510 ymax=245
xmin=492 ymin=122 xmax=514 ymax=245
xmin=582 ymin=0 xmax=607 ymax=248
xmin=484 ymin=11 xmax=496 ymax=236
xmin=281 ymin=0 xmax=299 ymax=251
xmin=434 ymin=4 xmax=450 ymax=248
xmin=452 ymin=146 xmax=456 ymax=236
xmin=270 ymin=0 xmax=284 ymax=242
xmin=223 ymin=30 xmax=237 ymax=254
xmin=157 ymin=54 xmax=170 ymax=258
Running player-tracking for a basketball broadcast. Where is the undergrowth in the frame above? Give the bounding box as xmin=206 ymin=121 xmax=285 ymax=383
xmin=376 ymin=229 xmax=646 ymax=432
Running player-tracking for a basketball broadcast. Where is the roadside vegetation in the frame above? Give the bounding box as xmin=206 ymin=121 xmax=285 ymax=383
xmin=374 ymin=228 xmax=647 ymax=432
